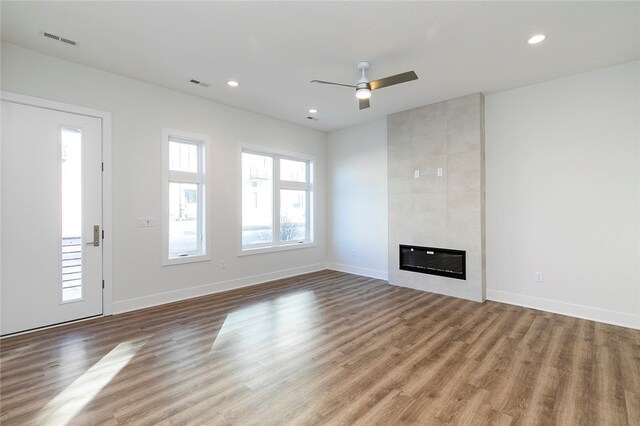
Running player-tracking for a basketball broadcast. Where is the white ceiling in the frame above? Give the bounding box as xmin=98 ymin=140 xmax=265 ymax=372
xmin=2 ymin=1 xmax=639 ymax=132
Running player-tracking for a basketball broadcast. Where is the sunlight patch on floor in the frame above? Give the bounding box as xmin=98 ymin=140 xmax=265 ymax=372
xmin=209 ymin=290 xmax=317 ymax=355
xmin=36 ymin=337 xmax=148 ymax=425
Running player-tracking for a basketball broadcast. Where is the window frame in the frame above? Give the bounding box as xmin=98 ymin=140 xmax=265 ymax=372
xmin=162 ymin=128 xmax=211 ymax=266
xmin=238 ymin=143 xmax=315 ymax=255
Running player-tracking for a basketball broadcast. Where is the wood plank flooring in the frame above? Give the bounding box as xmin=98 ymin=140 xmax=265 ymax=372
xmin=1 ymin=270 xmax=639 ymax=425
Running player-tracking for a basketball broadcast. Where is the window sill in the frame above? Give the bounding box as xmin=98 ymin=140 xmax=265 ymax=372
xmin=238 ymin=242 xmax=316 ymax=257
xmin=163 ymin=253 xmax=211 ymax=266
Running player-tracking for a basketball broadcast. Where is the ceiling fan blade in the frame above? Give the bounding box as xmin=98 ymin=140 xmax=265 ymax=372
xmin=369 ymin=71 xmax=418 ymax=91
xmin=311 ymin=80 xmax=356 ymax=88
xmin=359 ymin=98 xmax=370 ymax=110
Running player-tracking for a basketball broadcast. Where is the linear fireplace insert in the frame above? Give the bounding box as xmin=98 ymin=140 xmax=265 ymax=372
xmin=399 ymin=245 xmax=466 ymax=280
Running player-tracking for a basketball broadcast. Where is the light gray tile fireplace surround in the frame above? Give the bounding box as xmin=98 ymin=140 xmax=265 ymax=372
xmin=388 ymin=93 xmax=486 ymax=302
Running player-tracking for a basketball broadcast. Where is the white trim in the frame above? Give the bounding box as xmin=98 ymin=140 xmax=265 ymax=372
xmin=240 ymin=143 xmax=316 ymax=162
xmin=487 ymin=289 xmax=640 ymax=330
xmin=161 ymin=128 xmax=212 ymax=266
xmin=1 ymin=91 xmax=111 ymax=120
xmin=238 ymin=242 xmax=317 ymax=256
xmin=163 ymin=253 xmax=211 ymax=266
xmin=102 ymin=112 xmax=113 ymax=315
xmin=0 ymin=314 xmax=102 ymax=339
xmin=326 ymin=262 xmax=389 ymax=281
xmin=112 ymin=263 xmax=327 ymax=314
xmin=0 ymin=91 xmax=114 ymax=317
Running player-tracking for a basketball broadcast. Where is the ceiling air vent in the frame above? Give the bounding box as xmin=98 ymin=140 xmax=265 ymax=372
xmin=40 ymin=31 xmax=77 ymax=46
xmin=189 ymin=79 xmax=210 ymax=88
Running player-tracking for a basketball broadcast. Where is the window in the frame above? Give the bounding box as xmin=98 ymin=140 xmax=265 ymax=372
xmin=241 ymin=147 xmax=314 ymax=253
xmin=61 ymin=127 xmax=83 ymax=302
xmin=162 ymin=129 xmax=210 ymax=265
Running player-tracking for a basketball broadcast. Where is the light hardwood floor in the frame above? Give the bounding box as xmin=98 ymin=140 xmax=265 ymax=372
xmin=1 ymin=270 xmax=639 ymax=425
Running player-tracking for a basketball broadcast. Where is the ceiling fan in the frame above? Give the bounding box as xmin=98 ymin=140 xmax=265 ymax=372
xmin=311 ymin=61 xmax=418 ymax=110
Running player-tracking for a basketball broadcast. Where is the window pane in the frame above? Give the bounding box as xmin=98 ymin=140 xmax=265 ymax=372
xmin=280 ymin=190 xmax=306 ymax=242
xmin=169 ymin=140 xmax=198 ymax=173
xmin=61 ymin=128 xmax=83 ymax=302
xmin=169 ymin=182 xmax=199 ymax=256
xmin=280 ymin=158 xmax=307 ymax=182
xmin=242 ymin=153 xmax=273 ymax=245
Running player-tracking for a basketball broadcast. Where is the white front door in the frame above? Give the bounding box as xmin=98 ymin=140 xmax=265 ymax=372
xmin=1 ymin=100 xmax=103 ymax=335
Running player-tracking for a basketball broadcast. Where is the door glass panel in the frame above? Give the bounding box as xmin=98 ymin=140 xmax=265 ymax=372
xmin=61 ymin=127 xmax=83 ymax=302
xmin=169 ymin=182 xmax=199 ymax=256
xmin=280 ymin=190 xmax=306 ymax=242
xmin=242 ymin=153 xmax=273 ymax=245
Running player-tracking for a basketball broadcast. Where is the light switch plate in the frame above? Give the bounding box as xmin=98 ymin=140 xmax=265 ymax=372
xmin=137 ymin=217 xmax=155 ymax=227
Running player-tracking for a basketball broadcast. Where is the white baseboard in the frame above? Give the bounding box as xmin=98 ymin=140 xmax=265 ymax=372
xmin=112 ymin=263 xmax=327 ymax=315
xmin=326 ymin=262 xmax=388 ymax=281
xmin=487 ymin=289 xmax=640 ymax=330
xmin=114 ymin=266 xmax=638 ymax=330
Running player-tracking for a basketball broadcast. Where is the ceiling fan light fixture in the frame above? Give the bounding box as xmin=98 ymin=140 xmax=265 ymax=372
xmin=355 ymin=85 xmax=371 ymax=99
xmin=355 ymin=88 xmax=371 ymax=99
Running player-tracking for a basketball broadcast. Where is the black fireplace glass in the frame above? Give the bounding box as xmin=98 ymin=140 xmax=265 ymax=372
xmin=399 ymin=245 xmax=466 ymax=280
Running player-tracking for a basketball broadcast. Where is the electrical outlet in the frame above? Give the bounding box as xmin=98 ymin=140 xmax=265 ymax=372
xmin=536 ymin=272 xmax=543 ymax=282
xmin=220 ymin=260 xmax=226 ymax=269
xmin=414 ymin=170 xmax=420 ymax=179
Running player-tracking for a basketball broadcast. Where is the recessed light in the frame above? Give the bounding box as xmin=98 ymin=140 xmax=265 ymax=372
xmin=527 ymin=34 xmax=546 ymax=45
xmin=227 ymin=80 xmax=239 ymax=87
xmin=308 ymin=109 xmax=318 ymax=114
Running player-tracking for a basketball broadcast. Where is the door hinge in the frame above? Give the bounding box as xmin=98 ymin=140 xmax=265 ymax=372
xmin=102 ymin=279 xmax=105 ymax=289
xmin=101 ymin=162 xmax=104 ymax=172
xmin=102 ymin=229 xmax=105 ymax=239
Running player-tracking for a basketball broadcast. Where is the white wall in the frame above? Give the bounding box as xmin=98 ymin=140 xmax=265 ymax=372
xmin=486 ymin=61 xmax=640 ymax=329
xmin=327 ymin=119 xmax=388 ymax=280
xmin=4 ymin=43 xmax=638 ymax=330
xmin=1 ymin=43 xmax=327 ymax=313
xmin=326 ymin=61 xmax=640 ymax=329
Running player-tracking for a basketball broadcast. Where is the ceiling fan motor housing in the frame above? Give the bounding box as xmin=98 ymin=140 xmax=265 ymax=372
xmin=356 ymin=61 xmax=371 ymax=98
xmin=355 ymin=82 xmax=372 ymax=99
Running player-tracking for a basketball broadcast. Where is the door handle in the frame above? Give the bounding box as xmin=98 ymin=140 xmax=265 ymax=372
xmin=85 ymin=225 xmax=100 ymax=247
